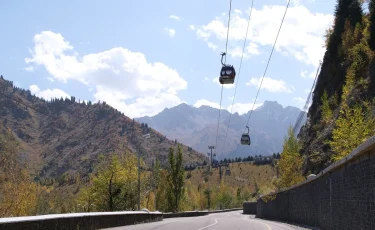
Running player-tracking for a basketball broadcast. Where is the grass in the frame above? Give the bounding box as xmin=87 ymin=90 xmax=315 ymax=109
xmin=187 ymin=162 xmax=276 ymax=194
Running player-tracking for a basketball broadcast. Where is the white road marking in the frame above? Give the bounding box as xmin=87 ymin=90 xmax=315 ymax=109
xmin=244 ymin=216 xmax=272 ymax=230
xmin=197 ymin=218 xmax=218 ymax=230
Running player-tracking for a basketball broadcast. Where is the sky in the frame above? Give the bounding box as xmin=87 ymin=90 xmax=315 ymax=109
xmin=0 ymin=0 xmax=337 ymax=118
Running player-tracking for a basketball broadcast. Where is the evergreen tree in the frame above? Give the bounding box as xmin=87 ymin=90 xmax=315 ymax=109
xmin=328 ymin=0 xmax=363 ymax=56
xmin=369 ymin=0 xmax=375 ymax=50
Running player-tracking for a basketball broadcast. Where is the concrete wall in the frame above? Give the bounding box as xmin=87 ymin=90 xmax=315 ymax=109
xmin=0 ymin=212 xmax=162 ymax=230
xmin=256 ymin=135 xmax=375 ymax=230
xmin=243 ymin=202 xmax=257 ymax=215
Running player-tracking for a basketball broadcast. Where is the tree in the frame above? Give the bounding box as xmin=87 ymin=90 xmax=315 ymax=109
xmin=369 ymin=0 xmax=375 ymax=50
xmin=329 ymin=102 xmax=375 ymax=161
xmin=152 ymin=159 xmax=161 ymax=210
xmin=274 ymin=126 xmax=304 ymax=190
xmin=0 ymin=124 xmax=40 ymax=217
xmin=321 ymin=90 xmax=333 ymax=124
xmin=76 ymin=153 xmax=139 ymax=212
xmin=328 ymin=0 xmax=363 ymax=56
xmin=216 ymin=180 xmax=233 ymax=209
xmin=204 ymin=188 xmax=212 ymax=210
xmin=166 ymin=145 xmax=185 ymax=213
xmin=236 ymin=187 xmax=242 ymax=203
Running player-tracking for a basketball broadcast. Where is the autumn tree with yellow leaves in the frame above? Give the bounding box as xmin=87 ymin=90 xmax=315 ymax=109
xmin=274 ymin=126 xmax=305 ymax=190
xmin=0 ymin=124 xmax=40 ymax=217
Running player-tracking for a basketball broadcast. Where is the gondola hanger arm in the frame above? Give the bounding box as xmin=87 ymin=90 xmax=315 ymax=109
xmin=220 ymin=52 xmax=226 ymax=66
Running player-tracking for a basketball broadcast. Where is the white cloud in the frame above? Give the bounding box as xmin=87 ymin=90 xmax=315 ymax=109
xmin=246 ymin=76 xmax=294 ymax=93
xmin=293 ymin=96 xmax=305 ymax=104
xmin=300 ymin=70 xmax=316 ymax=79
xmin=193 ymin=99 xmax=221 ymax=109
xmin=164 ymin=28 xmax=176 ymax=37
xmin=212 ymin=77 xmax=234 ymax=89
xmin=207 ymin=42 xmax=218 ymax=51
xmin=227 ymin=102 xmax=262 ymax=115
xmin=25 ymin=31 xmax=187 ymax=118
xmin=193 ymin=99 xmax=262 ymax=115
xmin=29 ymin=85 xmax=70 ymax=101
xmin=188 ymin=25 xmax=196 ymax=31
xmin=190 ymin=4 xmax=333 ymax=66
xmin=24 ymin=66 xmax=34 ymax=72
xmin=229 ymin=42 xmax=260 ymax=59
xmin=169 ymin=15 xmax=181 ymax=21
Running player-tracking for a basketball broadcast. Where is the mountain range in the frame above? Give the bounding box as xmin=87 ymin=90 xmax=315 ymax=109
xmin=137 ymin=101 xmax=306 ymax=160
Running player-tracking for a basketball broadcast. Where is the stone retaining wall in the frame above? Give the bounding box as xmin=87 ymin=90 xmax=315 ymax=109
xmin=256 ymin=136 xmax=375 ymax=230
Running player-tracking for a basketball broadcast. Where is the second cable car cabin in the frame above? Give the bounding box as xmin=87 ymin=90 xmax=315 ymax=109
xmin=219 ymin=52 xmax=236 ymax=85
xmin=241 ymin=126 xmax=251 ymax=145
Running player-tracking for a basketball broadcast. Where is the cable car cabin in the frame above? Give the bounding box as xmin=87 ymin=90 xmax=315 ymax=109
xmin=241 ymin=134 xmax=251 ymax=145
xmin=219 ymin=65 xmax=236 ymax=84
xmin=212 ymin=159 xmax=220 ymax=168
xmin=225 ymin=169 xmax=231 ymax=176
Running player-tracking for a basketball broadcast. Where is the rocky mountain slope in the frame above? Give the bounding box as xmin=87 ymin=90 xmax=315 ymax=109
xmin=137 ymin=101 xmax=304 ymax=159
xmin=298 ymin=0 xmax=375 ymax=174
xmin=0 ymin=76 xmax=206 ymax=179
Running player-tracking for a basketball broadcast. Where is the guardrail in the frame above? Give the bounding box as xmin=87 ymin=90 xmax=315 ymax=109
xmin=163 ymin=208 xmax=242 ymax=218
xmin=0 ymin=211 xmax=162 ymax=230
xmin=0 ymin=208 xmax=243 ymax=229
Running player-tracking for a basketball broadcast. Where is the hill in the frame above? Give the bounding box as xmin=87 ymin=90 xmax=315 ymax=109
xmin=0 ymin=76 xmax=207 ymax=179
xmin=137 ymin=101 xmax=304 ymax=159
xmin=298 ymin=0 xmax=375 ymax=174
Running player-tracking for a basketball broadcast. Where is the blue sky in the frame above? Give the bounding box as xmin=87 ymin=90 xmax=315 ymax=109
xmin=0 ymin=0 xmax=337 ymax=118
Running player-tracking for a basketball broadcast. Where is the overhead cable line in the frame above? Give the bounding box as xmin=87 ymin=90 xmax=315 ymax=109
xmin=293 ymin=60 xmax=322 ymax=136
xmin=243 ymin=0 xmax=291 ymax=132
xmin=214 ymin=0 xmax=233 ymax=154
xmin=220 ymin=0 xmax=255 ymax=156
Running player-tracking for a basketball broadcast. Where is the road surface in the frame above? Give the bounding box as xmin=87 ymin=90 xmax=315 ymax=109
xmin=103 ymin=210 xmax=317 ymax=230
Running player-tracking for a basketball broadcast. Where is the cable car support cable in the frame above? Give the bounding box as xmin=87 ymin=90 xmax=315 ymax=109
xmin=292 ymin=60 xmax=322 ymax=136
xmin=214 ymin=0 xmax=233 ymax=155
xmin=220 ymin=0 xmax=255 ymax=156
xmin=244 ymin=0 xmax=291 ymax=132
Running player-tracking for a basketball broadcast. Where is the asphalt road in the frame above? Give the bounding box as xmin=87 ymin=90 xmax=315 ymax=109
xmin=103 ymin=210 xmax=317 ymax=230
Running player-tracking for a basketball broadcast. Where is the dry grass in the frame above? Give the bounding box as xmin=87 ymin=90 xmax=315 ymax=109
xmin=187 ymin=162 xmax=276 ymax=193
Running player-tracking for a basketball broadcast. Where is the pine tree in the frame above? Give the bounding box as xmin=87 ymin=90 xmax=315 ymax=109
xmin=328 ymin=0 xmax=363 ymax=56
xmin=369 ymin=0 xmax=375 ymax=50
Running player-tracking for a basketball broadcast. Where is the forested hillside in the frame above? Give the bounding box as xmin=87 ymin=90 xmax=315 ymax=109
xmin=299 ymin=0 xmax=375 ymax=174
xmin=0 ymin=76 xmax=206 ymax=180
